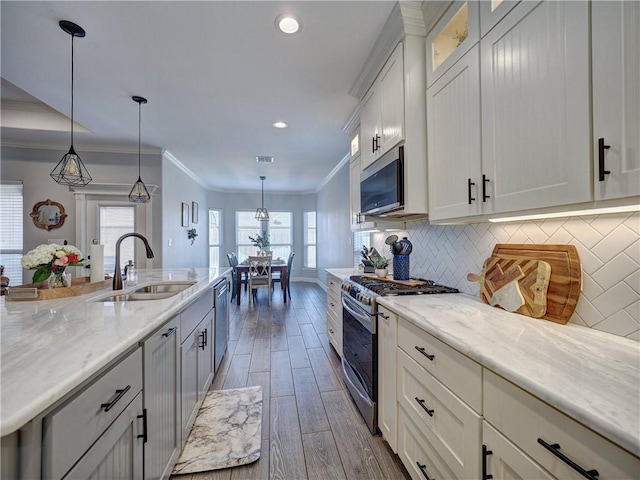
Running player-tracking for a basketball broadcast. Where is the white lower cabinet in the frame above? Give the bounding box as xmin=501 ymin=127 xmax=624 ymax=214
xmin=483 ymin=422 xmax=554 ymax=480
xmin=377 ymin=305 xmax=397 ymax=452
xmin=484 ymin=369 xmax=640 ymax=479
xmin=326 ymin=274 xmax=343 ymax=356
xmin=142 ymin=317 xmax=180 ymax=480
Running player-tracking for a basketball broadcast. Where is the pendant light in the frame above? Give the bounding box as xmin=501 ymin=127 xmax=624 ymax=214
xmin=129 ymin=96 xmax=151 ymax=203
xmin=255 ymin=176 xmax=269 ymax=220
xmin=50 ymin=20 xmax=92 ymax=187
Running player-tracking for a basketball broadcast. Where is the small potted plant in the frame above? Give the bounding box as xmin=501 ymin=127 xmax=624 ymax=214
xmin=371 ymin=256 xmax=390 ymax=278
xmin=248 ymin=232 xmax=270 ymax=254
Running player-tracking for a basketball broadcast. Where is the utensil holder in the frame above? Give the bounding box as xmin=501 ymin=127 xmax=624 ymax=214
xmin=393 ymin=255 xmax=410 ymax=280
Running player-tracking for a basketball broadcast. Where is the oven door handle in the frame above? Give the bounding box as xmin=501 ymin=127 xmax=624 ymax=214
xmin=341 ymin=295 xmax=375 ymax=334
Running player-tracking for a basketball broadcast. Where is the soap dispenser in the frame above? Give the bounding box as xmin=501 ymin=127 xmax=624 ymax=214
xmin=124 ymin=260 xmax=137 ymax=286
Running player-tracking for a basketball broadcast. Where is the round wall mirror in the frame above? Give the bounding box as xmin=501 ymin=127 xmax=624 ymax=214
xmin=30 ymin=199 xmax=67 ymax=230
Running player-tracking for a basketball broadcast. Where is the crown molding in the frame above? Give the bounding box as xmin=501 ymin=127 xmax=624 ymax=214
xmin=162 ymin=149 xmax=210 ymax=189
xmin=349 ymin=1 xmax=427 ymax=101
xmin=316 ymin=152 xmax=350 ymax=193
xmin=342 ymin=105 xmax=361 ymax=134
xmin=68 ymin=182 xmax=160 ymax=196
xmin=0 ymin=141 xmax=162 ymax=156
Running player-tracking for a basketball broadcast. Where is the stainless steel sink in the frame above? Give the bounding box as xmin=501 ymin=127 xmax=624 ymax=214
xmin=133 ymin=282 xmax=195 ymax=294
xmin=95 ymin=282 xmax=196 ymax=302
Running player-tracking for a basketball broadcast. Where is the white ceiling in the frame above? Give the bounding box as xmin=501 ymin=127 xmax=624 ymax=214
xmin=1 ymin=1 xmax=396 ymax=193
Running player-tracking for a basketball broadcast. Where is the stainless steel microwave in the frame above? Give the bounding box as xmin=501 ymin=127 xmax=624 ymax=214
xmin=360 ymin=146 xmax=404 ymax=215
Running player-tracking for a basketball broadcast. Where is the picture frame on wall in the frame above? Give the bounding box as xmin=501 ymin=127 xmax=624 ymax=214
xmin=192 ymin=201 xmax=199 ymax=224
xmin=182 ymin=202 xmax=189 ymax=227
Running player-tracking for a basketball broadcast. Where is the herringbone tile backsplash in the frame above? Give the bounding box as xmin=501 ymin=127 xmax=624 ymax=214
xmin=371 ymin=212 xmax=640 ymax=340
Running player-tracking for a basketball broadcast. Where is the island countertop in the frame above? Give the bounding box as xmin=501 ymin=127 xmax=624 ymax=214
xmin=377 ymin=293 xmax=640 ymax=458
xmin=1 ymin=268 xmax=230 ymax=436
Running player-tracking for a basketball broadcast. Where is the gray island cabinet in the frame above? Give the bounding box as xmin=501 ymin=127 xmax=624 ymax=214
xmin=0 ymin=268 xmax=230 ymax=480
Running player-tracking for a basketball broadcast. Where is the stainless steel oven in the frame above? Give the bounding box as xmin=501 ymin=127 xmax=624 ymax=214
xmin=341 ymin=291 xmax=378 ymax=434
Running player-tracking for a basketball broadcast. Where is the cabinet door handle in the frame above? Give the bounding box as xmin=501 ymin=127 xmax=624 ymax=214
xmin=100 ymin=385 xmax=131 ymax=412
xmin=162 ymin=326 xmax=177 ymax=338
xmin=378 ymin=313 xmax=389 ymax=320
xmin=329 ymin=328 xmax=334 ymax=334
xmin=416 ymin=462 xmax=435 ymax=480
xmin=598 ymin=138 xmax=611 ymax=181
xmin=468 ymin=178 xmax=476 ymax=204
xmin=372 ymin=136 xmax=377 ymax=153
xmin=137 ymin=408 xmax=148 ymax=443
xmin=482 ymin=175 xmax=491 ymax=202
xmin=414 ymin=346 xmax=435 ymax=361
xmin=537 ymin=438 xmax=599 ymax=480
xmin=414 ymin=397 xmax=434 ymax=417
xmin=482 ymin=444 xmax=493 ymax=480
xmin=375 ymin=134 xmax=381 ymax=151
xmin=199 ymin=330 xmax=207 ymax=350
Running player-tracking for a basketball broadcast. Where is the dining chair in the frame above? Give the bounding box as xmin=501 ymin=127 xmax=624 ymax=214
xmin=227 ymin=252 xmax=248 ymax=301
xmin=247 ymin=255 xmax=272 ymax=306
xmin=271 ymin=252 xmax=294 ymax=300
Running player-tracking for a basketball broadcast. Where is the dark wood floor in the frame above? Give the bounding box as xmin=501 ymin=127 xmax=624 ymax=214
xmin=173 ymin=282 xmax=410 ymax=480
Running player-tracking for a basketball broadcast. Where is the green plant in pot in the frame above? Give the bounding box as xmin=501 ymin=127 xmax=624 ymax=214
xmin=248 ymin=232 xmax=270 ymax=254
xmin=371 ymin=256 xmax=390 ymax=278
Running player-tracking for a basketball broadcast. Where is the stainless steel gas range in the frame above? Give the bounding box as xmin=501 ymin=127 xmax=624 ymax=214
xmin=340 ymin=275 xmax=459 ymax=434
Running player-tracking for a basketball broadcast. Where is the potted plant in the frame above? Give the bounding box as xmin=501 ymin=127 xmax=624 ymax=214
xmin=248 ymin=232 xmax=270 ymax=254
xmin=371 ymin=256 xmax=390 ymax=278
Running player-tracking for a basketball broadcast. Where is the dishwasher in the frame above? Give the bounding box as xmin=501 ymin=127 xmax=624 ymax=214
xmin=213 ymin=279 xmax=229 ymax=373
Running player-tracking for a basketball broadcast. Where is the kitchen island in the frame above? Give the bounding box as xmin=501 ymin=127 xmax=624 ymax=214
xmin=1 ymin=267 xmax=230 ymax=478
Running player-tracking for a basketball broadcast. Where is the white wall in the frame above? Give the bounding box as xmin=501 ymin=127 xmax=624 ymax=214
xmin=370 ymin=212 xmax=640 ymax=341
xmin=316 ymin=161 xmax=353 ymax=285
xmin=207 ymin=189 xmax=317 ymax=280
xmin=161 ymin=155 xmax=209 ymax=268
xmin=1 ymin=146 xmax=163 ymax=281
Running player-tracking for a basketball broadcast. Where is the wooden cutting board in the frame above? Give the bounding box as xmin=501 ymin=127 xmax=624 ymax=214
xmin=468 ymin=257 xmax=551 ymax=317
xmin=362 ymin=274 xmax=427 ymax=287
xmin=492 ymin=244 xmax=582 ymax=324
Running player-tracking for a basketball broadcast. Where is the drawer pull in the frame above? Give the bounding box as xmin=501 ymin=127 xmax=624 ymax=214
xmin=414 ymin=346 xmax=435 ymax=361
xmin=199 ymin=329 xmax=207 ymax=350
xmin=482 ymin=444 xmax=493 ymax=480
xmin=537 ymin=438 xmax=599 ymax=480
xmin=100 ymin=385 xmax=131 ymax=412
xmin=414 ymin=397 xmax=434 ymax=417
xmin=162 ymin=326 xmax=177 ymax=338
xmin=416 ymin=462 xmax=435 ymax=480
xmin=137 ymin=408 xmax=148 ymax=443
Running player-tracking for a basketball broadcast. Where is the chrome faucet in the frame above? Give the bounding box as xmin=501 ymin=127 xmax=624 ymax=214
xmin=113 ymin=233 xmax=155 ymax=290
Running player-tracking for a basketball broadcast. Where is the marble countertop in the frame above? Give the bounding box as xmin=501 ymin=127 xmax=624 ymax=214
xmin=0 ymin=268 xmax=231 ymax=436
xmin=325 ymin=268 xmax=361 ymax=281
xmin=377 ymin=293 xmax=640 ymax=457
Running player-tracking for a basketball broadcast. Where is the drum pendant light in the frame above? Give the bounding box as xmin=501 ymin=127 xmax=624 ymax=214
xmin=50 ymin=20 xmax=92 ymax=187
xmin=255 ymin=176 xmax=269 ymax=220
xmin=129 ymin=96 xmax=151 ymax=203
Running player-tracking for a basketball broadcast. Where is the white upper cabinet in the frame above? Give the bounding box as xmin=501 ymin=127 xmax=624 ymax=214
xmin=592 ymin=1 xmax=640 ymax=200
xmin=361 ymin=43 xmax=404 ymax=171
xmin=480 ymin=0 xmax=590 ymax=215
xmin=427 ymin=45 xmax=482 ymax=221
xmin=426 ymin=0 xmax=479 ymax=88
xmin=479 ymin=0 xmax=520 ymax=38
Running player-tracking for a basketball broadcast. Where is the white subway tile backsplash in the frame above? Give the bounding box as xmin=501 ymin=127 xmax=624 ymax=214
xmin=371 ymin=212 xmax=640 ymax=340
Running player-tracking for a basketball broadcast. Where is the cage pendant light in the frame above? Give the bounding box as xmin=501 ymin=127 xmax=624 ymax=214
xmin=129 ymin=96 xmax=151 ymax=203
xmin=255 ymin=176 xmax=269 ymax=220
xmin=50 ymin=20 xmax=93 ymax=187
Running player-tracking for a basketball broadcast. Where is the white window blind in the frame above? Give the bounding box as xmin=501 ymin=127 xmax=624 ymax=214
xmin=304 ymin=211 xmax=316 ymax=268
xmin=0 ymin=183 xmax=24 ymax=284
xmin=99 ymin=206 xmax=135 ymax=272
xmin=236 ymin=211 xmax=262 ymax=260
xmin=269 ymin=211 xmax=292 ymax=261
xmin=209 ymin=209 xmax=222 ymax=268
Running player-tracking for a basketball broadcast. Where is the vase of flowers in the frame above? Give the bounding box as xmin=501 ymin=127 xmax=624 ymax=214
xmin=21 ymin=243 xmax=84 ymax=288
xmin=248 ymin=232 xmax=270 ymax=255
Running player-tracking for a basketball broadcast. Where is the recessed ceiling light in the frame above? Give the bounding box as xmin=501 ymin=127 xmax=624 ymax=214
xmin=276 ymin=14 xmax=301 ymax=34
xmin=272 ymin=121 xmax=288 ymax=129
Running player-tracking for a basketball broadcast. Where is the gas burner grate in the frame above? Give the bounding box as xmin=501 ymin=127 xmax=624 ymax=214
xmin=349 ymin=275 xmax=458 ymax=296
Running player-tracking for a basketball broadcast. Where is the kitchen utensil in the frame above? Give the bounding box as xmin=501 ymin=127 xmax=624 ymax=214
xmin=397 ymin=237 xmax=412 ymax=255
xmin=385 ymin=235 xmax=398 ymax=245
xmin=467 ymin=257 xmax=552 ymax=318
xmin=491 ymin=244 xmax=581 ymax=324
xmin=491 ymin=280 xmax=525 ymax=312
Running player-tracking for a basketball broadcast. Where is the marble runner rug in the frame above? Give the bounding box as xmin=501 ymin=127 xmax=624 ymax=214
xmin=172 ymin=386 xmax=263 ymax=475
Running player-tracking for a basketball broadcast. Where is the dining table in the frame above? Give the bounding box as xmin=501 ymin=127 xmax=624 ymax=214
xmin=234 ymin=261 xmax=288 ymax=305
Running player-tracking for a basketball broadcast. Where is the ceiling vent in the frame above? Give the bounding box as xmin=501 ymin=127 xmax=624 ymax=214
xmin=256 ymin=156 xmax=274 ymax=163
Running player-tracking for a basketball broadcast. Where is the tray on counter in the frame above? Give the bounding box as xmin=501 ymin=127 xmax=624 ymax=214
xmin=362 ymin=274 xmax=427 ymax=287
xmin=5 ymin=276 xmax=111 ymax=301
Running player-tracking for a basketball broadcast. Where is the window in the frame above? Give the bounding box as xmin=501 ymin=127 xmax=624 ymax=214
xmin=268 ymin=211 xmax=292 ymax=261
xmin=209 ymin=209 xmax=222 ymax=268
xmin=99 ymin=206 xmax=135 ymax=273
xmin=236 ymin=211 xmax=262 ymax=260
xmin=0 ymin=183 xmax=24 ymax=284
xmin=353 ymin=231 xmax=372 ymax=267
xmin=304 ymin=211 xmax=316 ymax=268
